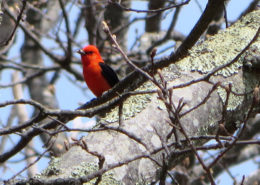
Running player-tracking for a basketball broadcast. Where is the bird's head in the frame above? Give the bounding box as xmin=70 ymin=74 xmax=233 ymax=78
xmin=77 ymin=45 xmax=103 ymax=65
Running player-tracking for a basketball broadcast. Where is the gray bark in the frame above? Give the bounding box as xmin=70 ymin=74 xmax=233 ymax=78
xmin=30 ymin=10 xmax=260 ymax=184
xmin=21 ymin=1 xmax=67 ymax=157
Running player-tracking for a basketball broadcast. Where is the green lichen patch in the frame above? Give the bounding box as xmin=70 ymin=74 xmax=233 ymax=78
xmin=41 ymin=157 xmax=62 ymax=177
xmin=71 ymin=162 xmax=121 ymax=185
xmin=40 ymin=160 xmax=121 ymax=184
xmin=217 ymin=84 xmax=244 ymax=111
xmin=103 ymin=64 xmax=181 ymax=123
xmin=176 ymin=10 xmax=260 ymax=77
xmin=102 ymin=81 xmax=154 ymax=123
xmin=69 ymin=162 xmax=98 ymax=178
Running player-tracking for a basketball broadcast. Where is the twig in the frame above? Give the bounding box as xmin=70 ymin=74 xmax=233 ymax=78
xmin=170 ymin=26 xmax=260 ymax=91
xmin=109 ymin=0 xmax=190 ymax=13
xmin=80 ymin=140 xmax=105 ymax=185
xmin=223 ymin=3 xmax=229 ymax=28
xmin=102 ymin=21 xmax=155 ymax=83
xmin=0 ymin=68 xmax=58 ymax=88
xmin=0 ymin=0 xmax=27 ymax=47
xmin=240 ymin=175 xmax=245 ymax=185
xmin=181 ymin=82 xmax=220 ymax=117
xmin=4 ymin=5 xmax=60 ymax=62
xmin=16 ymin=136 xmax=260 ymax=184
xmin=58 ymin=0 xmax=72 ymax=63
xmin=101 ymin=123 xmax=149 ymax=151
xmin=6 ymin=142 xmax=53 ymax=182
xmin=146 ymin=6 xmax=182 ymax=54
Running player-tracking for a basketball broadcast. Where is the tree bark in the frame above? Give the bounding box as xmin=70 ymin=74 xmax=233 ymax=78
xmin=20 ymin=10 xmax=260 ymax=184
xmin=21 ymin=1 xmax=67 ymax=157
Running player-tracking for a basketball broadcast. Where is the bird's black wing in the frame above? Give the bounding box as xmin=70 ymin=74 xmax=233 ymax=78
xmin=99 ymin=62 xmax=119 ymax=87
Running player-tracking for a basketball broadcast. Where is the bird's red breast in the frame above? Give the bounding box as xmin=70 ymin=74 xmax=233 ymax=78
xmin=77 ymin=45 xmax=119 ymax=97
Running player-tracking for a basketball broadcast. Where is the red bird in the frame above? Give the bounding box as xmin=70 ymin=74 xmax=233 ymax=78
xmin=77 ymin=45 xmax=119 ymax=97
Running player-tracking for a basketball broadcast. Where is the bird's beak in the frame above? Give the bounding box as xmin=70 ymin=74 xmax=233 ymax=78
xmin=77 ymin=49 xmax=86 ymax=55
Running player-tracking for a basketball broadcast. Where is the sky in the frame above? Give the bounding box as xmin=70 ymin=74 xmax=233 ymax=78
xmin=0 ymin=0 xmax=258 ymax=183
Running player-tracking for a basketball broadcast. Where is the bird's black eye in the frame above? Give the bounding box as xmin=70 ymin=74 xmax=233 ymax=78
xmin=85 ymin=51 xmax=93 ymax=55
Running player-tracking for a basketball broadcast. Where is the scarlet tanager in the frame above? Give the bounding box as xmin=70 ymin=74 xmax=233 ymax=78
xmin=77 ymin=45 xmax=119 ymax=97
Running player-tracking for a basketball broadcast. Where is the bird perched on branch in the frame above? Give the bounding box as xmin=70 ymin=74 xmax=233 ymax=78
xmin=77 ymin=45 xmax=119 ymax=97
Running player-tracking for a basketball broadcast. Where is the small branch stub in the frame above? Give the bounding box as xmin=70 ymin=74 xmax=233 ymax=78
xmin=102 ymin=21 xmax=109 ymax=33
